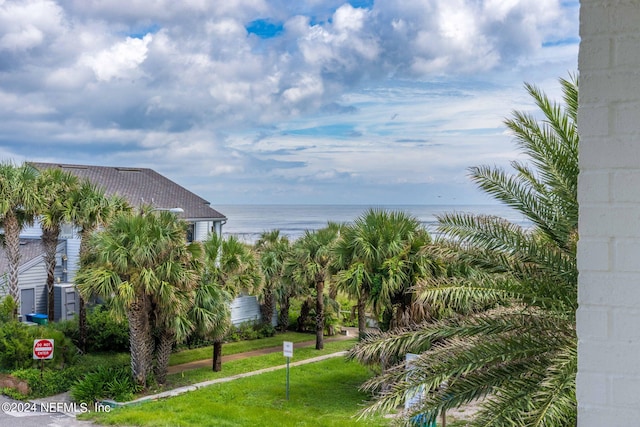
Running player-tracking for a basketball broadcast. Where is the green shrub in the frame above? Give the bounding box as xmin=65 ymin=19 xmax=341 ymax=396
xmin=0 ymin=296 xmax=17 ymax=323
xmin=0 ymin=321 xmax=33 ymax=371
xmin=50 ymin=305 xmax=129 ymax=353
xmin=256 ymin=323 xmax=276 ymax=338
xmin=85 ymin=306 xmax=129 ymax=352
xmin=12 ymin=365 xmax=84 ymax=398
xmin=71 ymin=366 xmax=141 ymax=404
xmin=0 ymin=322 xmax=77 ymax=371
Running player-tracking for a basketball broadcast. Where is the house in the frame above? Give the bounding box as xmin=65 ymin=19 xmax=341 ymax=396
xmin=0 ymin=162 xmax=262 ymax=326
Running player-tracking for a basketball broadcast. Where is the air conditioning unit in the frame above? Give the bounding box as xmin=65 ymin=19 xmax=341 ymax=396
xmin=54 ymin=284 xmax=77 ymax=321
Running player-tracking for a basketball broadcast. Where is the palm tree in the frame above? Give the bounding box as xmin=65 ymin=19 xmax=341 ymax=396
xmin=0 ymin=162 xmax=42 ymax=317
xmin=150 ymin=226 xmax=202 ymax=384
xmin=65 ymin=179 xmax=130 ymax=351
xmin=76 ymin=209 xmax=199 ymax=387
xmin=202 ymin=233 xmax=261 ymax=371
xmin=349 ymin=75 xmax=579 ymax=426
xmin=333 ymin=209 xmax=441 ymax=338
xmin=37 ymin=168 xmax=79 ymax=321
xmin=255 ymin=230 xmax=291 ymax=328
xmin=289 ymin=223 xmax=341 ymax=350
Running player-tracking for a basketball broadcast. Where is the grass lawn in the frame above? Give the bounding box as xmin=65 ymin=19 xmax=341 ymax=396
xmin=169 ymin=332 xmax=318 ymax=366
xmin=163 ymin=340 xmax=357 ymax=390
xmin=83 ymin=357 xmax=390 ymax=427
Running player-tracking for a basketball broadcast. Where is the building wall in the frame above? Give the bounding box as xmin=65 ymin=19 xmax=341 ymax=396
xmin=577 ymin=1 xmax=640 ymax=424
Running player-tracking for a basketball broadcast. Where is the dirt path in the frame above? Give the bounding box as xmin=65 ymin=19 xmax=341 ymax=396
xmin=167 ymin=328 xmax=358 ymax=375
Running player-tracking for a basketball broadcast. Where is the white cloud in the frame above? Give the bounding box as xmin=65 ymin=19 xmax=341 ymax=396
xmin=0 ymin=0 xmax=579 ymax=204
xmin=0 ymin=0 xmax=65 ymax=51
xmin=81 ymin=34 xmax=152 ymax=82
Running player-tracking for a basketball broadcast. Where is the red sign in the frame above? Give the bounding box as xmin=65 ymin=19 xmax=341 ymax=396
xmin=33 ymin=339 xmax=54 ymax=360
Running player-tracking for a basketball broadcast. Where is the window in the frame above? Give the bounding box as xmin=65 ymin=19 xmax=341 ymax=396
xmin=186 ymin=223 xmax=195 ymax=242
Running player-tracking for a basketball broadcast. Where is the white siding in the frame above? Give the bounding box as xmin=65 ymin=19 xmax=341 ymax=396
xmin=66 ymin=238 xmax=82 ymax=283
xmin=20 ymin=220 xmax=43 ymax=238
xmin=194 ymin=221 xmax=213 ymax=242
xmin=578 ymin=2 xmax=640 ymax=425
xmin=229 ymin=295 xmax=261 ymax=326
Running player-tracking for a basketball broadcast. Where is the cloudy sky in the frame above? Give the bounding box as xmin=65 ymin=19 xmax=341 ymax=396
xmin=0 ymin=0 xmax=579 ymax=205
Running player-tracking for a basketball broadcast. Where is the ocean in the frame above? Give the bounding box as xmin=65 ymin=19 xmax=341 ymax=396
xmin=217 ymin=204 xmax=530 ymax=245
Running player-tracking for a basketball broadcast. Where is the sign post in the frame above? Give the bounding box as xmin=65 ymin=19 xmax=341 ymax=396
xmin=283 ymin=341 xmax=293 ymax=400
xmin=33 ymin=339 xmax=54 ymax=380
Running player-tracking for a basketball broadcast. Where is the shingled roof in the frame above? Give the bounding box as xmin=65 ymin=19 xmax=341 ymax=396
xmin=0 ymin=239 xmax=47 ymax=274
xmin=29 ymin=163 xmax=226 ymax=221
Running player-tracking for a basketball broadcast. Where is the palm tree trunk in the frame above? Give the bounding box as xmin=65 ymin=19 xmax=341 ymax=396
xmin=316 ymin=279 xmax=324 ymax=350
xmin=78 ymin=295 xmax=87 ymax=353
xmin=278 ymin=295 xmax=290 ymax=332
xmin=212 ymin=339 xmax=223 ymax=372
xmin=78 ymin=229 xmax=93 ymax=353
xmin=357 ymin=295 xmax=367 ymax=340
xmin=155 ymin=329 xmax=175 ymax=384
xmin=4 ymin=213 xmax=21 ymax=318
xmin=260 ymin=287 xmax=275 ymax=326
xmin=127 ymin=293 xmax=152 ymax=388
xmin=42 ymin=226 xmax=59 ymax=322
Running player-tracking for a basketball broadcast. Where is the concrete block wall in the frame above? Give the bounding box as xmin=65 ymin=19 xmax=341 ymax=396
xmin=578 ymin=1 xmax=640 ymax=425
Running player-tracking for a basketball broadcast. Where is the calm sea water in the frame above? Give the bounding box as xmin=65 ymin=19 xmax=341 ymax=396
xmin=218 ymin=204 xmax=530 ymax=244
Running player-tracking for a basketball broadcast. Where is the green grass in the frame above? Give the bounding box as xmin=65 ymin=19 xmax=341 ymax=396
xmin=164 ymin=340 xmax=356 ymax=389
xmin=169 ymin=332 xmax=317 ymax=366
xmin=83 ymin=357 xmax=390 ymax=426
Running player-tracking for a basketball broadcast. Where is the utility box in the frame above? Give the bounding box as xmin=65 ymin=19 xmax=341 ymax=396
xmin=54 ymin=284 xmax=77 ymax=321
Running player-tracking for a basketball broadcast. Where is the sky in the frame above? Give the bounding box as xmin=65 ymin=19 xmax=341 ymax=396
xmin=0 ymin=0 xmax=579 ymax=205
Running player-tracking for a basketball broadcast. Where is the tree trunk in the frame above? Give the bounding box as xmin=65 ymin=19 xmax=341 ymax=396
xmin=78 ymin=295 xmax=87 ymax=353
xmin=315 ymin=279 xmax=324 ymax=350
xmin=212 ymin=340 xmax=223 ymax=372
xmin=78 ymin=227 xmax=94 ymax=353
xmin=357 ymin=295 xmax=367 ymax=340
xmin=278 ymin=295 xmax=290 ymax=332
xmin=42 ymin=225 xmax=59 ymax=322
xmin=155 ymin=329 xmax=175 ymax=384
xmin=4 ymin=212 xmax=21 ymax=318
xmin=127 ymin=293 xmax=152 ymax=388
xmin=259 ymin=287 xmax=275 ymax=326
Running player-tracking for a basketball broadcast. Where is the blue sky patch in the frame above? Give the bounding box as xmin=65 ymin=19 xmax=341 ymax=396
xmin=542 ymin=37 xmax=580 ymax=47
xmin=284 ymin=124 xmax=357 ymax=138
xmin=128 ymin=24 xmax=160 ymax=39
xmin=349 ymin=0 xmax=374 ymax=9
xmin=246 ymin=19 xmax=284 ymax=39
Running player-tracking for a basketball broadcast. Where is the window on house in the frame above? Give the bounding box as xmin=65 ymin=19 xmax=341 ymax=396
xmin=186 ymin=223 xmax=195 ymax=242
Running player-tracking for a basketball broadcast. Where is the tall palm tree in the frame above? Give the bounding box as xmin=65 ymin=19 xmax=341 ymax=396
xmin=333 ymin=209 xmax=441 ymax=338
xmin=255 ymin=230 xmax=291 ymax=328
xmin=202 ymin=233 xmax=261 ymax=371
xmin=76 ymin=209 xmax=199 ymax=387
xmin=65 ymin=179 xmax=130 ymax=351
xmin=37 ymin=168 xmax=79 ymax=321
xmin=146 ymin=212 xmax=202 ymax=384
xmin=289 ymin=223 xmax=341 ymax=350
xmin=349 ymin=75 xmax=579 ymax=426
xmin=0 ymin=162 xmax=42 ymax=317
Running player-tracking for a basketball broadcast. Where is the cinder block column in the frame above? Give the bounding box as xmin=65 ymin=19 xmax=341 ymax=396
xmin=578 ymin=1 xmax=640 ymax=425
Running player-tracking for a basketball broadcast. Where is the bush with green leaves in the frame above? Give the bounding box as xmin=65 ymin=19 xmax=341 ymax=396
xmin=71 ymin=365 xmax=141 ymax=404
xmin=224 ymin=321 xmax=277 ymax=342
xmin=12 ymin=365 xmax=84 ymax=398
xmin=0 ymin=296 xmax=17 ymax=323
xmin=51 ymin=305 xmax=129 ymax=353
xmin=0 ymin=321 xmax=77 ymax=371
